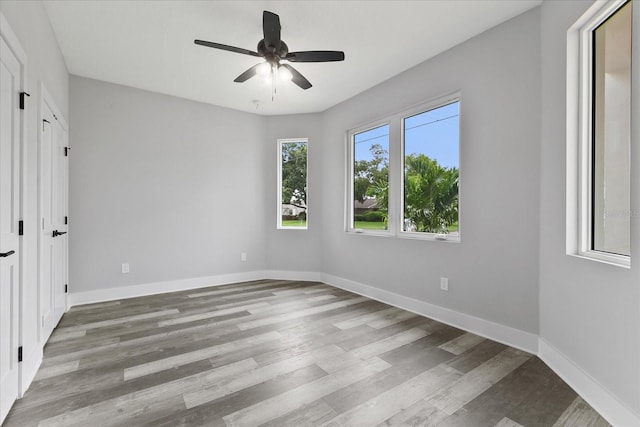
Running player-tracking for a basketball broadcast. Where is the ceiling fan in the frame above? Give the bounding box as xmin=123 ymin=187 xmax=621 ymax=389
xmin=195 ymin=10 xmax=345 ymax=90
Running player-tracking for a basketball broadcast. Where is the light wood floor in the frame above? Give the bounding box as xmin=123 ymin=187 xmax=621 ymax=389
xmin=4 ymin=280 xmax=609 ymax=427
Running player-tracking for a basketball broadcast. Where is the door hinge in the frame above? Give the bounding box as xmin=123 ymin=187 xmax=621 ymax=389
xmin=19 ymin=92 xmax=30 ymax=110
xmin=64 ymin=147 xmax=70 ymax=156
xmin=65 ymin=216 xmax=68 ymax=225
xmin=18 ymin=346 xmax=23 ymax=362
xmin=65 ymin=284 xmax=68 ymax=293
xmin=18 ymin=220 xmax=24 ymax=236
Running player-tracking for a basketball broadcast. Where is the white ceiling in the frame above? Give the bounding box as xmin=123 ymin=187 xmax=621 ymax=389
xmin=43 ymin=0 xmax=541 ymax=116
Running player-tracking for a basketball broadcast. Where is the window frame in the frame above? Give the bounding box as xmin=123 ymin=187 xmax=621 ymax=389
xmin=567 ymin=0 xmax=631 ymax=267
xmin=400 ymin=95 xmax=461 ymax=242
xmin=346 ymin=120 xmax=393 ymax=236
xmin=277 ymin=138 xmax=309 ymax=230
xmin=346 ymin=91 xmax=461 ymax=242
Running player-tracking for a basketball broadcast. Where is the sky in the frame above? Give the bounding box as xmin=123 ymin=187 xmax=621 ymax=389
xmin=354 ymin=101 xmax=459 ymax=169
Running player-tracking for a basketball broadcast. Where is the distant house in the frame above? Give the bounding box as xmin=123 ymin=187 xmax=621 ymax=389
xmin=281 ymin=203 xmax=307 ymax=219
xmin=354 ymin=198 xmax=378 ymax=214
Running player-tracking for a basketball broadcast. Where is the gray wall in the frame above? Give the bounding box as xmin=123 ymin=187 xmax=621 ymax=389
xmin=539 ymin=0 xmax=640 ymax=416
xmin=1 ymin=0 xmax=69 ymax=368
xmin=319 ymin=8 xmax=541 ymax=334
xmin=69 ymin=76 xmax=268 ymax=291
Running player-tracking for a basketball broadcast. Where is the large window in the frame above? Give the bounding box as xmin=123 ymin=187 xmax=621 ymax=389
xmin=351 ymin=124 xmax=390 ymax=232
xmin=278 ymin=139 xmax=308 ymax=229
xmin=347 ymin=93 xmax=461 ymax=241
xmin=568 ymin=0 xmax=632 ymax=266
xmin=403 ymin=101 xmax=459 ymax=236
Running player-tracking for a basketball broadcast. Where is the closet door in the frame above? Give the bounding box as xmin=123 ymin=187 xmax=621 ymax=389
xmin=0 ymin=35 xmax=23 ymax=423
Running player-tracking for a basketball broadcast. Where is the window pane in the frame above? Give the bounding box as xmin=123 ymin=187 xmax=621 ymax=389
xmin=353 ymin=125 xmax=389 ymax=230
xmin=592 ymin=1 xmax=631 ymax=256
xmin=403 ymin=101 xmax=459 ymax=234
xmin=280 ymin=141 xmax=307 ymax=228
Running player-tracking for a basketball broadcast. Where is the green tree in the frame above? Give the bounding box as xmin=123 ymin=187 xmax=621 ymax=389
xmin=354 ymin=144 xmax=388 ymax=203
xmin=281 ymin=142 xmax=307 ymax=209
xmin=403 ymin=154 xmax=458 ymax=232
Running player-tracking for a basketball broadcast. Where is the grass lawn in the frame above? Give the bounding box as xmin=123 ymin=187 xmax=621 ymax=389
xmin=353 ymin=221 xmax=459 ymax=232
xmin=281 ymin=219 xmax=459 ymax=232
xmin=281 ymin=219 xmax=307 ymax=227
xmin=354 ymin=221 xmax=387 ymax=230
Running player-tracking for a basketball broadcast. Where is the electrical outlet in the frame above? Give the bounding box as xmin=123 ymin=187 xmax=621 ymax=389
xmin=122 ymin=263 xmax=130 ymax=274
xmin=440 ymin=277 xmax=449 ymax=291
xmin=240 ymin=252 xmax=247 ymax=262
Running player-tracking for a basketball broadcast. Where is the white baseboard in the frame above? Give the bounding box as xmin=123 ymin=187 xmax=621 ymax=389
xmin=321 ymin=273 xmax=539 ymax=354
xmin=19 ymin=346 xmax=42 ymax=397
xmin=68 ymin=271 xmax=268 ymax=307
xmin=538 ymin=338 xmax=640 ymax=427
xmin=263 ymin=270 xmax=323 ymax=282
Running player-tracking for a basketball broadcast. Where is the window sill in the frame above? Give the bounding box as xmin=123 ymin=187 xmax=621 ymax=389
xmin=346 ymin=229 xmax=460 ymax=243
xmin=399 ymin=232 xmax=460 ymax=243
xmin=569 ymin=251 xmax=630 ymax=269
xmin=347 ymin=229 xmax=393 ymax=237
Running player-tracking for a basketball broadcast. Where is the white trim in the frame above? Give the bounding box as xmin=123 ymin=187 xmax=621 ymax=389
xmin=18 ymin=347 xmax=42 ymax=397
xmin=321 ymin=273 xmax=538 ymax=354
xmin=277 ymin=138 xmax=308 ymax=230
xmin=263 ymin=270 xmax=322 ymax=282
xmin=68 ymin=271 xmax=268 ymax=307
xmin=1 ymin=10 xmax=30 ymax=408
xmin=346 ymin=91 xmax=462 ymax=241
xmin=0 ymin=13 xmax=27 ymax=63
xmin=37 ymin=82 xmax=69 ymax=344
xmin=399 ymin=94 xmax=461 ymax=242
xmin=346 ymin=121 xmax=393 ymax=235
xmin=567 ymin=0 xmax=631 ymax=268
xmin=539 ymin=338 xmax=640 ymax=427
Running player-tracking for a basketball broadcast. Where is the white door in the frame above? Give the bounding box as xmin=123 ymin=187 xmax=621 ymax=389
xmin=40 ymin=106 xmax=55 ymax=340
xmin=52 ymin=119 xmax=67 ymax=322
xmin=0 ymin=35 xmax=22 ymax=423
xmin=39 ymin=100 xmax=67 ymax=342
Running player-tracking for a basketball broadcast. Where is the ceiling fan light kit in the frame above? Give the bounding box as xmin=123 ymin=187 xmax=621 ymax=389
xmin=195 ymin=10 xmax=344 ymax=99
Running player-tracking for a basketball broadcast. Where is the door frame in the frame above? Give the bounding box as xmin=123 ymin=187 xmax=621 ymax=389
xmin=37 ymin=82 xmax=68 ymax=345
xmin=0 ymin=11 xmax=27 ymax=402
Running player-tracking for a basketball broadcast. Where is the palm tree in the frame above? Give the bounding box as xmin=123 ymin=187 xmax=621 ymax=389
xmin=403 ymin=154 xmax=458 ymax=232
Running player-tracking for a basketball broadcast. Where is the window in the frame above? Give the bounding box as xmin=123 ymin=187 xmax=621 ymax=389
xmin=278 ymin=139 xmax=308 ymax=229
xmin=350 ymin=124 xmax=390 ymax=232
xmin=347 ymin=93 xmax=461 ymax=241
xmin=402 ymin=101 xmax=460 ymax=236
xmin=567 ymin=0 xmax=632 ymax=266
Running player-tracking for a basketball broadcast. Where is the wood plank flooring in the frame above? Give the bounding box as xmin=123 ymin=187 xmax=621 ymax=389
xmin=3 ymin=280 xmax=610 ymax=427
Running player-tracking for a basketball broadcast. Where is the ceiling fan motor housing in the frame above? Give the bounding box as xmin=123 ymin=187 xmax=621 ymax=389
xmin=258 ymin=39 xmax=288 ymax=64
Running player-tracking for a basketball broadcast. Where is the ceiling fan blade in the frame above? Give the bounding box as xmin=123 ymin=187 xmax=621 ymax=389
xmin=194 ymin=40 xmax=260 ymax=57
xmin=280 ymin=64 xmax=312 ymax=90
xmin=285 ymin=51 xmax=345 ymax=63
xmin=234 ymin=63 xmax=262 ymax=83
xmin=263 ymin=11 xmax=281 ymax=50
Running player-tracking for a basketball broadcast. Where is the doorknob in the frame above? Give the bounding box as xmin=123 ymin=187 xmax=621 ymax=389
xmin=0 ymin=250 xmax=15 ymax=258
xmin=52 ymin=230 xmax=67 ymax=237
